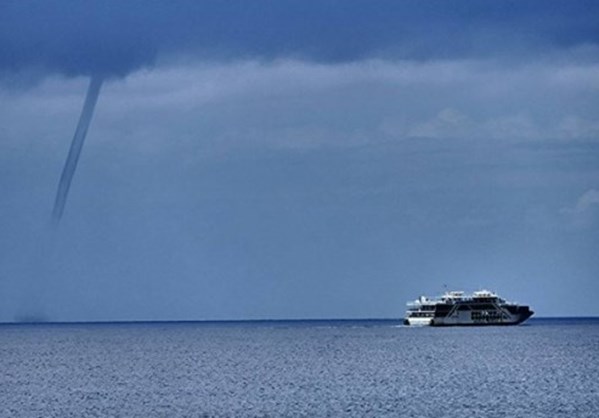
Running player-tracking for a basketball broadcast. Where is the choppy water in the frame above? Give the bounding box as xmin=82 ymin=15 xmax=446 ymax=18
xmin=1 ymin=318 xmax=598 ymax=417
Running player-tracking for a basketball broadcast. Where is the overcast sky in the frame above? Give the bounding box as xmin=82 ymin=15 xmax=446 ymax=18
xmin=1 ymin=1 xmax=598 ymax=321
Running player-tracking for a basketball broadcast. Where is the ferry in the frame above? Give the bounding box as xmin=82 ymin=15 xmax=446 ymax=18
xmin=404 ymin=290 xmax=533 ymax=326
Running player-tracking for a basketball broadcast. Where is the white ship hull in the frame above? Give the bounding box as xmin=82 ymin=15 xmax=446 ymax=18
xmin=405 ymin=317 xmax=433 ymax=326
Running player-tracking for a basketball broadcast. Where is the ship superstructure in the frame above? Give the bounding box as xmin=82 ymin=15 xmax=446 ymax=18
xmin=404 ymin=290 xmax=533 ymax=326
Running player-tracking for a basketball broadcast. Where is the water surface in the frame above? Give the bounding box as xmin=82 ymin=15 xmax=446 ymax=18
xmin=1 ymin=318 xmax=598 ymax=417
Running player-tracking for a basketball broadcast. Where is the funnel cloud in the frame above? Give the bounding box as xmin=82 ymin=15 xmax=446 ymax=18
xmin=52 ymin=77 xmax=103 ymax=224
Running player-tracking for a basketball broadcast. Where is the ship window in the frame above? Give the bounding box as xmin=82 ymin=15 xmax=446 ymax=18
xmin=472 ymin=304 xmax=496 ymax=310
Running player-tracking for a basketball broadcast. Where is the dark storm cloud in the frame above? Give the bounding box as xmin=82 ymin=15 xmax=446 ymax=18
xmin=1 ymin=0 xmax=598 ymax=79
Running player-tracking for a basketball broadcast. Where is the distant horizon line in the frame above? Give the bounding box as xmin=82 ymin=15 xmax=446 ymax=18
xmin=1 ymin=316 xmax=597 ymax=326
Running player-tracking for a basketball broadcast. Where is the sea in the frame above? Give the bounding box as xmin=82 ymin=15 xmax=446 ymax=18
xmin=1 ymin=318 xmax=598 ymax=417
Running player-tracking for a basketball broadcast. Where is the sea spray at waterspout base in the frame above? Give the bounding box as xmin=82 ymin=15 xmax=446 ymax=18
xmin=52 ymin=77 xmax=103 ymax=224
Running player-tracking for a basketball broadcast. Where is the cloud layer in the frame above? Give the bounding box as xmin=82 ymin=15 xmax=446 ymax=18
xmin=3 ymin=58 xmax=597 ymax=155
xmin=1 ymin=0 xmax=598 ymax=80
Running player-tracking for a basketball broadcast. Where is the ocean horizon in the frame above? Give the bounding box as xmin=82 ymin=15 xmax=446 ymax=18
xmin=2 ymin=316 xmax=597 ymax=326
